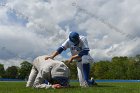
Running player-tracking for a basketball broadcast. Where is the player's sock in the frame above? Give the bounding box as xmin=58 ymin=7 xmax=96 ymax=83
xmin=83 ymin=63 xmax=90 ymax=84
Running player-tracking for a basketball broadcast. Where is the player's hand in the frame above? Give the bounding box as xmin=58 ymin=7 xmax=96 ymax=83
xmin=52 ymin=84 xmax=62 ymax=89
xmin=68 ymin=57 xmax=73 ymax=64
xmin=45 ymin=56 xmax=53 ymax=60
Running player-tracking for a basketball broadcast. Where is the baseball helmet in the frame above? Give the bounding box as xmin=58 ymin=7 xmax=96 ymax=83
xmin=69 ymin=32 xmax=80 ymax=45
xmin=51 ymin=77 xmax=69 ymax=86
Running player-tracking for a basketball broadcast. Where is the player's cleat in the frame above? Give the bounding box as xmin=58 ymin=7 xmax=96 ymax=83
xmin=81 ymin=81 xmax=89 ymax=88
xmin=90 ymin=77 xmax=97 ymax=86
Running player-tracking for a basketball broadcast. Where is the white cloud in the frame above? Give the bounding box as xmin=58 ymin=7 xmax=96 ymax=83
xmin=0 ymin=58 xmax=26 ymax=69
xmin=0 ymin=0 xmax=140 ymax=68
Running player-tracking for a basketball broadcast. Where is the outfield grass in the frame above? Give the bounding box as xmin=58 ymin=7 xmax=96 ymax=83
xmin=0 ymin=82 xmax=140 ymax=93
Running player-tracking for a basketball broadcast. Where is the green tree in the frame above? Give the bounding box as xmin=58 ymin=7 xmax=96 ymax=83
xmin=63 ymin=55 xmax=140 ymax=80
xmin=132 ymin=59 xmax=140 ymax=79
xmin=90 ymin=63 xmax=95 ymax=79
xmin=125 ymin=57 xmax=135 ymax=79
xmin=93 ymin=61 xmax=111 ymax=79
xmin=0 ymin=64 xmax=5 ymax=78
xmin=5 ymin=66 xmax=18 ymax=79
xmin=109 ymin=56 xmax=129 ymax=79
xmin=18 ymin=61 xmax=32 ymax=79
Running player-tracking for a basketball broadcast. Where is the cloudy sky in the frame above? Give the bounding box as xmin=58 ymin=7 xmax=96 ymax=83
xmin=0 ymin=0 xmax=140 ymax=68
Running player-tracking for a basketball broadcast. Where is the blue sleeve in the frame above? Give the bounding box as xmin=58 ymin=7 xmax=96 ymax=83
xmin=57 ymin=46 xmax=64 ymax=54
xmin=78 ymin=49 xmax=89 ymax=57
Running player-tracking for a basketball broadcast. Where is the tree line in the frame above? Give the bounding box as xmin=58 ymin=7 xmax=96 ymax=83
xmin=0 ymin=61 xmax=32 ymax=79
xmin=0 ymin=55 xmax=140 ymax=80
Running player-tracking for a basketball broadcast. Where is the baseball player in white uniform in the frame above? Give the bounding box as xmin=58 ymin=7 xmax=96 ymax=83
xmin=26 ymin=55 xmax=70 ymax=89
xmin=45 ymin=32 xmax=96 ymax=87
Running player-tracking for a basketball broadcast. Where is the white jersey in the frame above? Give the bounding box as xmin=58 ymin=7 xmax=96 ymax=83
xmin=26 ymin=55 xmax=70 ymax=89
xmin=61 ymin=35 xmax=94 ymax=87
xmin=61 ymin=36 xmax=90 ymax=56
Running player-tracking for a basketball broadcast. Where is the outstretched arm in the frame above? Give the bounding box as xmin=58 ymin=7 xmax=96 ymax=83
xmin=26 ymin=66 xmax=38 ymax=87
xmin=45 ymin=46 xmax=66 ymax=60
xmin=45 ymin=51 xmax=59 ymax=60
xmin=33 ymin=71 xmax=62 ymax=89
xmin=45 ymin=39 xmax=69 ymax=60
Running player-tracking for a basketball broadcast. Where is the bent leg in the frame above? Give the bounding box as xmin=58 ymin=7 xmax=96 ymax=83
xmin=76 ymin=62 xmax=88 ymax=87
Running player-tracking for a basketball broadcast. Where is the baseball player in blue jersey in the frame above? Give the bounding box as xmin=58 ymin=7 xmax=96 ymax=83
xmin=45 ymin=32 xmax=96 ymax=87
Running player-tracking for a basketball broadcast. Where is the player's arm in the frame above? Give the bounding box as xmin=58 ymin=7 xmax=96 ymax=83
xmin=33 ymin=71 xmax=62 ymax=89
xmin=45 ymin=46 xmax=66 ymax=60
xmin=68 ymin=49 xmax=89 ymax=63
xmin=34 ymin=83 xmax=62 ymax=89
xmin=45 ymin=51 xmax=59 ymax=60
xmin=68 ymin=55 xmax=81 ymax=63
xmin=45 ymin=39 xmax=69 ymax=60
xmin=26 ymin=66 xmax=38 ymax=87
xmin=68 ymin=37 xmax=90 ymax=63
xmin=79 ymin=37 xmax=90 ymax=57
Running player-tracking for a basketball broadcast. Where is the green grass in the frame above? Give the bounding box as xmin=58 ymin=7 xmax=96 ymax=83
xmin=0 ymin=82 xmax=140 ymax=93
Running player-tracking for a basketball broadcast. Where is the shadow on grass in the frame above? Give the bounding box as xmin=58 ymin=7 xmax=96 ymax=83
xmin=68 ymin=84 xmax=115 ymax=89
xmin=96 ymin=84 xmax=115 ymax=88
xmin=68 ymin=86 xmax=81 ymax=89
